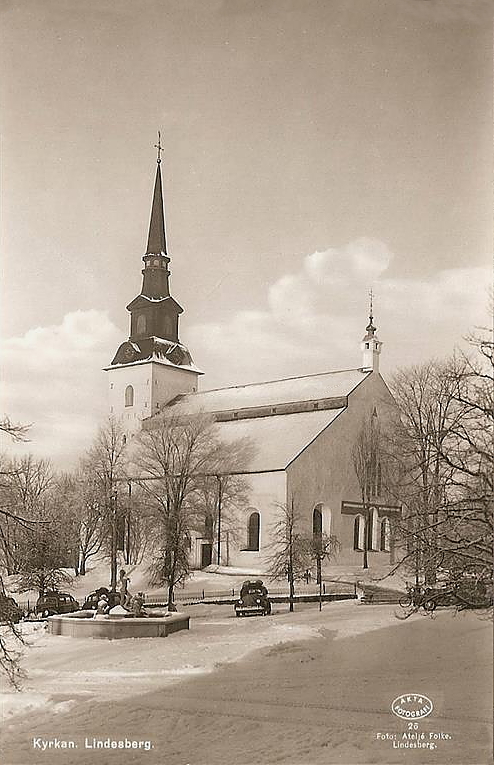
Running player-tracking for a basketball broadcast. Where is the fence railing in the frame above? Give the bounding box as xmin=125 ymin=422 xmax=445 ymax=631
xmin=13 ymin=580 xmax=357 ymax=611
xmin=145 ymin=580 xmax=357 ymax=605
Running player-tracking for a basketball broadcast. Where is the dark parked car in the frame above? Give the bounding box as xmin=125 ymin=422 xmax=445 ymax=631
xmin=35 ymin=591 xmax=80 ymax=617
xmin=82 ymin=587 xmax=121 ymax=610
xmin=0 ymin=593 xmax=24 ymax=623
xmin=234 ymin=580 xmax=271 ymax=617
xmin=415 ymin=578 xmax=492 ymax=611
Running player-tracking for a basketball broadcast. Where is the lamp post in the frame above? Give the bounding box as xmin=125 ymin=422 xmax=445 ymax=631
xmin=110 ymin=489 xmax=118 ymax=591
xmin=126 ymin=481 xmax=132 ymax=565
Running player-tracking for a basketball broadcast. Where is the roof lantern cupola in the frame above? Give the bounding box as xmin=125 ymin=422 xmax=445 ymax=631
xmin=361 ymin=289 xmax=382 ymax=373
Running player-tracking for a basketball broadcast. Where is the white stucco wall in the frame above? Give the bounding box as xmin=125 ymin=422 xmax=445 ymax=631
xmin=227 ymin=471 xmax=286 ymax=570
xmin=107 ymin=361 xmax=200 ymax=436
xmin=286 ymin=372 xmax=397 ymax=567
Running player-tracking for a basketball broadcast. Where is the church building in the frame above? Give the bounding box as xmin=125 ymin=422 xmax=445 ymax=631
xmin=106 ymin=145 xmax=400 ymax=572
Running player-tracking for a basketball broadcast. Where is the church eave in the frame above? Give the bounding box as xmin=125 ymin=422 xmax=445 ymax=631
xmin=104 ymin=358 xmax=203 ymax=374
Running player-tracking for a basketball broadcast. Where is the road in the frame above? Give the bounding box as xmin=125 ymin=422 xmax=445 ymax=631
xmin=1 ymin=605 xmax=491 ymax=765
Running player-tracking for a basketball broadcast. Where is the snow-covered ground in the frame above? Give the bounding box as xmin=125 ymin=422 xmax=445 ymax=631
xmin=7 ymin=555 xmax=406 ymax=611
xmin=1 ymin=600 xmax=409 ymax=724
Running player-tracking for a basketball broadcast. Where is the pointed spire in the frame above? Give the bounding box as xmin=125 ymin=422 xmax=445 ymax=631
xmin=146 ymin=132 xmax=167 ymax=255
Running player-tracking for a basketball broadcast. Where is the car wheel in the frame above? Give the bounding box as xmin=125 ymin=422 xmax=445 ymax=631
xmin=423 ymin=599 xmax=436 ymax=613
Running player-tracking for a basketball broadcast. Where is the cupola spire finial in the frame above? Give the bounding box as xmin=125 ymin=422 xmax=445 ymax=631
xmin=146 ymin=132 xmax=167 ymax=256
xmin=154 ymin=130 xmax=164 ymax=164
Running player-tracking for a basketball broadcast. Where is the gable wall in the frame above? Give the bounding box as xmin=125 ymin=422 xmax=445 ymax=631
xmin=286 ymin=372 xmax=396 ymax=566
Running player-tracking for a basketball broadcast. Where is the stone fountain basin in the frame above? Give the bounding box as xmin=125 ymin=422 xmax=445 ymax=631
xmin=47 ymin=610 xmax=189 ymax=639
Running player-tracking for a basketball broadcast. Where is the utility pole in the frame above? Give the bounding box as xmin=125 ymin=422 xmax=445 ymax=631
xmin=216 ymin=475 xmax=222 ymax=566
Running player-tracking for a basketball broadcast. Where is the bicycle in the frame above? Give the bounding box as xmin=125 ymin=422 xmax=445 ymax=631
xmin=399 ymin=585 xmax=437 ymax=613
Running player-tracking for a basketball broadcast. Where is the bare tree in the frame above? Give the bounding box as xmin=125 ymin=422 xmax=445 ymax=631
xmin=387 ymin=345 xmax=493 ymax=606
xmin=0 ymin=420 xmax=32 ymax=687
xmin=0 ymin=578 xmax=25 ymax=688
xmin=0 ymin=416 xmax=30 ymax=443
xmin=134 ymin=413 xmax=251 ymax=607
xmin=0 ymin=456 xmax=55 ymax=573
xmin=266 ymin=498 xmax=312 ymax=612
xmin=309 ymin=532 xmax=341 ymax=610
xmin=82 ymin=417 xmax=128 ymax=590
xmin=16 ymin=521 xmax=73 ymax=597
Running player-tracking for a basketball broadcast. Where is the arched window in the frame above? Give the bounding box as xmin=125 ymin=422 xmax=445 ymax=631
xmin=312 ymin=504 xmax=323 ymax=537
xmin=125 ymin=385 xmax=134 ymax=407
xmin=247 ymin=511 xmax=260 ymax=551
xmin=354 ymin=515 xmax=365 ymax=550
xmin=380 ymin=517 xmax=391 ymax=552
xmin=370 ymin=507 xmax=379 ymax=550
xmin=137 ymin=314 xmax=146 ymax=334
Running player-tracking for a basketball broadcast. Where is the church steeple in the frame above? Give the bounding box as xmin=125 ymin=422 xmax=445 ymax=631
xmin=113 ymin=135 xmax=194 ymax=354
xmin=146 ymin=133 xmax=167 ymax=256
xmin=106 ymin=137 xmax=202 ymax=433
xmin=140 ymin=133 xmax=172 ymax=301
xmin=361 ymin=289 xmax=382 ymax=372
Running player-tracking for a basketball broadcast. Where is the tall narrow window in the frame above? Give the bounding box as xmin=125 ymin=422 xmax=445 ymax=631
xmin=137 ymin=314 xmax=146 ymax=334
xmin=125 ymin=385 xmax=134 ymax=407
xmin=370 ymin=507 xmax=379 ymax=550
xmin=380 ymin=518 xmax=391 ymax=552
xmin=354 ymin=515 xmax=365 ymax=550
xmin=247 ymin=511 xmax=260 ymax=551
xmin=312 ymin=505 xmax=323 ymax=537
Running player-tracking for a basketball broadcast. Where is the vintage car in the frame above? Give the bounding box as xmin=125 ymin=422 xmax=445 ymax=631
xmin=409 ymin=578 xmax=492 ymax=612
xmin=0 ymin=593 xmax=24 ymax=624
xmin=234 ymin=580 xmax=271 ymax=617
xmin=35 ymin=591 xmax=80 ymax=617
xmin=82 ymin=587 xmax=121 ymax=611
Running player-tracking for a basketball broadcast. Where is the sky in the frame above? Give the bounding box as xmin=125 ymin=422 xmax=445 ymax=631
xmin=0 ymin=0 xmax=492 ymax=467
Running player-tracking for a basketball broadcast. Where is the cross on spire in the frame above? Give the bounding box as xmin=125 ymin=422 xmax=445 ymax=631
xmin=154 ymin=131 xmax=164 ymax=164
xmin=369 ymin=287 xmax=374 ymax=321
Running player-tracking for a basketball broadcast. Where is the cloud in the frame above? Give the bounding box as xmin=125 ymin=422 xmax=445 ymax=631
xmin=0 ymin=310 xmax=122 ymax=467
xmin=1 ymin=244 xmax=489 ymax=466
xmin=188 ymin=238 xmax=490 ymax=388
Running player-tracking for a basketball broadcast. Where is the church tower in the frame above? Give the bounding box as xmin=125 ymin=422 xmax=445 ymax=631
xmin=361 ymin=291 xmax=382 ymax=372
xmin=105 ymin=136 xmax=203 ymax=434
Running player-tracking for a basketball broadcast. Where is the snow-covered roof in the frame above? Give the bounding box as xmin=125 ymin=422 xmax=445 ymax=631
xmin=169 ymin=368 xmax=369 ymax=414
xmin=213 ymin=408 xmax=345 ymax=472
xmin=143 ymin=368 xmax=371 ymax=472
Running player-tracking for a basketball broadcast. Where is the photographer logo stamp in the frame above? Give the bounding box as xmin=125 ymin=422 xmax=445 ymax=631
xmin=391 ymin=693 xmax=433 ymax=720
